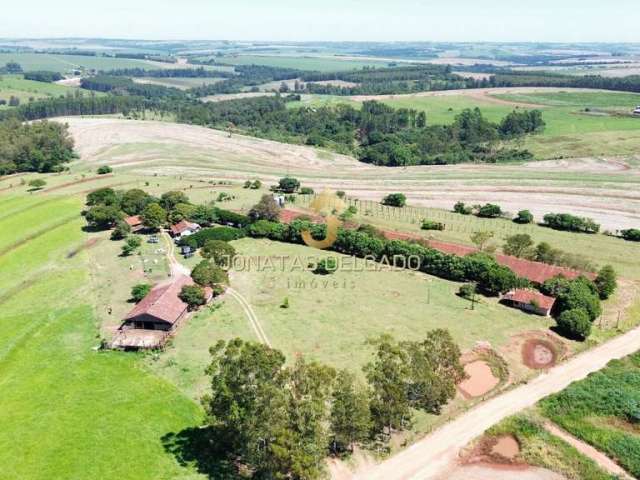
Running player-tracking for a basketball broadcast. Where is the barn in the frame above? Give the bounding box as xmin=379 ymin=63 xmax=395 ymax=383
xmin=124 ymin=215 xmax=144 ymax=232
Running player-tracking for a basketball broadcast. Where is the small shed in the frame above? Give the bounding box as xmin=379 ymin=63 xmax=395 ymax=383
xmin=170 ymin=220 xmax=201 ymax=240
xmin=502 ymin=289 xmax=556 ymax=317
xmin=124 ymin=215 xmax=144 ymax=232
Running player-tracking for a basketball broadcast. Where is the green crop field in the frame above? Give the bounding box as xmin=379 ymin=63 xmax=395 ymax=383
xmin=0 ymin=53 xmax=171 ymax=73
xmin=0 ymin=75 xmax=100 ymax=107
xmin=133 ymin=76 xmax=226 ymax=90
xmin=0 ymin=191 xmax=206 ymax=480
xmin=540 ymin=352 xmax=640 ymax=478
xmin=209 ymin=54 xmax=390 ymax=72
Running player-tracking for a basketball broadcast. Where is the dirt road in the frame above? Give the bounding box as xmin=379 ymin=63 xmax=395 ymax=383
xmin=352 ymin=324 xmax=640 ymax=480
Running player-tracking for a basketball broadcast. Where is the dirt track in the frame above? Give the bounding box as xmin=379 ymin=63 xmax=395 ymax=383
xmin=61 ymin=117 xmax=640 ymax=231
xmin=351 ymin=323 xmax=640 ymax=479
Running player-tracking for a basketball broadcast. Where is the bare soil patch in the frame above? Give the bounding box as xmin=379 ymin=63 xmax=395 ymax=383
xmin=522 ymin=338 xmax=558 ymax=369
xmin=491 ymin=435 xmax=520 ymax=459
xmin=458 ymin=361 xmax=500 ymax=398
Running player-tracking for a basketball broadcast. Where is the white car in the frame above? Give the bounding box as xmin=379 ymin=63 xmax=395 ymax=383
xmin=634 ymin=106 xmax=640 ymax=115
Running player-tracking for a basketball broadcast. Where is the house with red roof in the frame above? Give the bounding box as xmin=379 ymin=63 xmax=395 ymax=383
xmin=501 ymin=289 xmax=556 ymax=317
xmin=169 ymin=220 xmax=201 ymax=240
xmin=124 ymin=215 xmax=144 ymax=232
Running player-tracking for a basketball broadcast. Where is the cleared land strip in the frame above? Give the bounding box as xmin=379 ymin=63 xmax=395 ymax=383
xmin=543 ymin=421 xmax=633 ymax=479
xmin=353 ymin=324 xmax=640 ymax=480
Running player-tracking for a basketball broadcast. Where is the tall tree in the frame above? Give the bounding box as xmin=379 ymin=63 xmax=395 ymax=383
xmin=330 ymin=370 xmax=372 ymax=452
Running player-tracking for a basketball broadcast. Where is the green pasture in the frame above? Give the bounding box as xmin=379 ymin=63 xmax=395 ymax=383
xmin=0 ymin=192 xmax=205 ymax=480
xmin=0 ymin=53 xmax=170 ymax=73
xmin=0 ymin=75 xmax=99 ymax=106
xmin=540 ymin=352 xmax=640 ymax=478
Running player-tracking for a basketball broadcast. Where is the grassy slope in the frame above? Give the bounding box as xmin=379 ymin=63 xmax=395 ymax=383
xmin=0 ymin=193 xmax=204 ymax=480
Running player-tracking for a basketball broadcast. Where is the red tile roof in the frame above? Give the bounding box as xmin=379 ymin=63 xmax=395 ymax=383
xmin=124 ymin=215 xmax=142 ymax=227
xmin=503 ymin=289 xmax=556 ymax=312
xmin=381 ymin=230 xmax=594 ymax=284
xmin=124 ymin=275 xmax=193 ymax=325
xmin=170 ymin=220 xmax=200 ymax=236
xmin=279 ymin=208 xmax=324 ymax=224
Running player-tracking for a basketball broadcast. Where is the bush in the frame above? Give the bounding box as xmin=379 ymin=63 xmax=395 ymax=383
xmin=476 ymin=203 xmax=502 ymax=218
xmin=299 ymin=187 xmax=314 ymax=195
xmin=277 ymin=176 xmax=300 ymax=193
xmin=191 ymin=260 xmax=229 ymax=287
xmin=201 ymin=240 xmax=236 ymax=268
xmin=458 ymin=283 xmax=476 ymax=300
xmin=453 ymin=201 xmax=472 ymax=215
xmin=381 ymin=193 xmax=407 ymax=207
xmin=179 ymin=285 xmax=206 ymax=310
xmin=215 ymin=208 xmax=251 ymax=227
xmin=121 ymin=235 xmax=142 ymax=256
xmin=97 ymin=165 xmax=113 ymax=175
xmin=183 ymin=227 xmax=245 ymax=247
xmin=514 ymin=209 xmax=533 ymax=224
xmin=556 ymin=308 xmax=592 ymax=340
xmin=621 ymin=228 xmax=640 ymax=242
xmin=311 ymin=257 xmax=338 ymax=275
xmin=130 ymin=283 xmax=151 ymax=303
xmin=28 ymin=179 xmax=46 ymax=190
xmin=543 ymin=213 xmax=600 ymax=234
xmin=595 ymin=265 xmax=617 ymax=300
xmin=249 ymin=195 xmax=281 ymax=222
xmin=421 ymin=220 xmax=445 ymax=231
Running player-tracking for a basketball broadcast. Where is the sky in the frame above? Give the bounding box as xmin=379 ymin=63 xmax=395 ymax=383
xmin=2 ymin=0 xmax=639 ymax=43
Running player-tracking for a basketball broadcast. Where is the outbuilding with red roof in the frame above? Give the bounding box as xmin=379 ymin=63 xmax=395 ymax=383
xmin=501 ymin=289 xmax=556 ymax=317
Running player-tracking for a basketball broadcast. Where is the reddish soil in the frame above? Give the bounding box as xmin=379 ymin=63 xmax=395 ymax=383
xmin=522 ymin=338 xmax=558 ymax=369
xmin=458 ymin=361 xmax=500 ymax=398
xmin=491 ymin=435 xmax=520 ymax=459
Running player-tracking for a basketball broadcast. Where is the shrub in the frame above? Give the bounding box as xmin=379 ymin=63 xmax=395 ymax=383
xmin=183 ymin=227 xmax=245 ymax=247
xmin=97 ymin=165 xmax=113 ymax=175
xmin=300 ymin=187 xmax=315 ymax=195
xmin=458 ymin=283 xmax=476 ymax=300
xmin=421 ymin=220 xmax=445 ymax=231
xmin=476 ymin=203 xmax=502 ymax=218
xmin=249 ymin=194 xmax=281 ymax=222
xmin=192 ymin=260 xmax=229 ymax=287
xmin=595 ymin=265 xmax=617 ymax=300
xmin=311 ymin=257 xmax=338 ymax=275
xmin=28 ymin=179 xmax=46 ymax=190
xmin=621 ymin=228 xmax=640 ymax=242
xmin=514 ymin=209 xmax=534 ymax=224
xmin=179 ymin=285 xmax=206 ymax=310
xmin=543 ymin=213 xmax=600 ymax=234
xmin=556 ymin=308 xmax=592 ymax=340
xmin=453 ymin=201 xmax=472 ymax=215
xmin=381 ymin=193 xmax=407 ymax=207
xmin=215 ymin=208 xmax=251 ymax=227
xmin=121 ymin=235 xmax=142 ymax=256
xmin=277 ymin=176 xmax=300 ymax=193
xmin=130 ymin=283 xmax=151 ymax=303
xmin=503 ymin=233 xmax=534 ymax=258
xmin=201 ymin=240 xmax=236 ymax=268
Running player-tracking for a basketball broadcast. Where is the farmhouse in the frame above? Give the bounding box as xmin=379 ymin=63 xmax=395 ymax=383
xmin=124 ymin=215 xmax=144 ymax=232
xmin=501 ymin=289 xmax=556 ymax=316
xmin=113 ymin=275 xmax=213 ymax=349
xmin=170 ymin=220 xmax=200 ymax=239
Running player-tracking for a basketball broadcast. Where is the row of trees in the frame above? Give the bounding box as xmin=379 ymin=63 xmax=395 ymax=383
xmin=23 ymin=71 xmax=63 ymax=83
xmin=0 ymin=119 xmax=76 ymax=174
xmin=203 ymin=330 xmax=463 ymax=479
xmin=542 ymin=213 xmax=600 ymax=234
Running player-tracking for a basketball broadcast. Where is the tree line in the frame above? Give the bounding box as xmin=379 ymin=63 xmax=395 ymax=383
xmin=0 ymin=119 xmax=76 ymax=174
xmin=102 ymin=67 xmax=234 ymax=78
xmin=201 ymin=330 xmax=464 ymax=479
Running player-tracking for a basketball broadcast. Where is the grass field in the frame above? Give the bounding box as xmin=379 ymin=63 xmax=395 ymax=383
xmin=0 ymin=74 xmax=100 ymax=106
xmin=0 ymin=53 xmax=183 ymax=74
xmin=539 ymin=352 xmax=640 ymax=477
xmin=133 ymin=76 xmax=226 ymax=90
xmin=0 ymin=191 xmax=205 ymax=480
xmin=208 ymin=54 xmax=390 ymax=72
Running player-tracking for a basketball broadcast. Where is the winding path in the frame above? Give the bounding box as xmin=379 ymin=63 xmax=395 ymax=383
xmin=162 ymin=232 xmax=270 ymax=346
xmin=353 ymin=324 xmax=640 ymax=480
